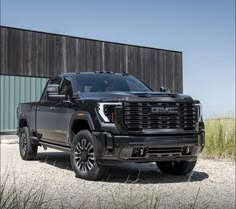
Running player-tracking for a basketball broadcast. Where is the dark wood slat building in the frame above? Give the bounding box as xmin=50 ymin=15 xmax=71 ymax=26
xmin=0 ymin=26 xmax=182 ymax=92
xmin=0 ymin=26 xmax=183 ymax=133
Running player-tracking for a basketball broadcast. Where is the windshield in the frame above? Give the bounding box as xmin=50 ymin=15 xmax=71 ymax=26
xmin=76 ymin=73 xmax=152 ymax=93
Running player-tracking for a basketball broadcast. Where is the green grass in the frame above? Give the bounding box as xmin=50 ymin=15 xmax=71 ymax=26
xmin=201 ymin=117 xmax=236 ymax=159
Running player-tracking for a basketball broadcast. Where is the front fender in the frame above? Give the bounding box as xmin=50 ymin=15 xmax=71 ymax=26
xmin=69 ymin=111 xmax=95 ymax=141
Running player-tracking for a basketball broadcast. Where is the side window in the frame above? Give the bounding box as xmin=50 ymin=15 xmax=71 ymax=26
xmin=60 ymin=77 xmax=73 ymax=100
xmin=40 ymin=77 xmax=62 ymax=102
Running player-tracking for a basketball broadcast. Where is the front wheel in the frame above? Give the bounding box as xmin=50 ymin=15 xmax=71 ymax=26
xmin=70 ymin=130 xmax=105 ymax=180
xmin=156 ymin=160 xmax=197 ymax=175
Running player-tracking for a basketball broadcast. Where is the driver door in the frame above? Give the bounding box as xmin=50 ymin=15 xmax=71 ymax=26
xmin=50 ymin=76 xmax=75 ymax=146
xmin=36 ymin=77 xmax=62 ymax=142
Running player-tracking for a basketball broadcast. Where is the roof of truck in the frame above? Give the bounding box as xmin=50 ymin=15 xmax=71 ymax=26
xmin=60 ymin=71 xmax=128 ymax=77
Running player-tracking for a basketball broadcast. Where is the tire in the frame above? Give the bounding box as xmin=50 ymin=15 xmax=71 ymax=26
xmin=19 ymin=127 xmax=38 ymax=160
xmin=70 ymin=130 xmax=105 ymax=181
xmin=156 ymin=160 xmax=196 ymax=176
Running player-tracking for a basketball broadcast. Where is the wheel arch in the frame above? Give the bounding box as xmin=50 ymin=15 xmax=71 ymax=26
xmin=69 ymin=112 xmax=95 ymax=144
xmin=18 ymin=114 xmax=30 ymax=135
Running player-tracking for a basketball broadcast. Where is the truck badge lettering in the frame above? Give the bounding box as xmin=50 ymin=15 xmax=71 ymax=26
xmin=151 ymin=107 xmax=178 ymax=114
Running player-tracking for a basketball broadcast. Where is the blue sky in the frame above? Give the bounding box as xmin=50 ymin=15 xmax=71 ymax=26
xmin=1 ymin=0 xmax=235 ymax=118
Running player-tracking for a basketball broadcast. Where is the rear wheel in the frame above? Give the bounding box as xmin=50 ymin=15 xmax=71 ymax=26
xmin=19 ymin=127 xmax=38 ymax=160
xmin=156 ymin=160 xmax=196 ymax=175
xmin=70 ymin=130 xmax=105 ymax=180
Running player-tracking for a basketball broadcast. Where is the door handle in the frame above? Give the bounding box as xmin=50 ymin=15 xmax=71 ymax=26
xmin=50 ymin=107 xmax=55 ymax=110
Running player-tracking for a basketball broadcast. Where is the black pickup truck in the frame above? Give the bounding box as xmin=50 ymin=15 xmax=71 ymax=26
xmin=17 ymin=72 xmax=205 ymax=180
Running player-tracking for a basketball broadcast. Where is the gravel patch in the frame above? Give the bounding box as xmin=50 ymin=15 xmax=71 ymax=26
xmin=0 ymin=135 xmax=18 ymax=144
xmin=0 ymin=137 xmax=235 ymax=209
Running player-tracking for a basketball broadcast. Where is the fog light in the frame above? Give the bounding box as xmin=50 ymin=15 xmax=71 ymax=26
xmin=132 ymin=147 xmax=146 ymax=157
xmin=182 ymin=146 xmax=190 ymax=155
xmin=139 ymin=148 xmax=144 ymax=156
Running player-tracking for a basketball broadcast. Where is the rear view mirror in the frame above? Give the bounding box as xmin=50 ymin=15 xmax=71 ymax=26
xmin=47 ymin=84 xmax=65 ymax=101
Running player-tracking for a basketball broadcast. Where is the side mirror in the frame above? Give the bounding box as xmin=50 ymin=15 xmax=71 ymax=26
xmin=160 ymin=86 xmax=171 ymax=93
xmin=47 ymin=84 xmax=66 ymax=101
xmin=47 ymin=84 xmax=59 ymax=95
xmin=62 ymin=100 xmax=73 ymax=107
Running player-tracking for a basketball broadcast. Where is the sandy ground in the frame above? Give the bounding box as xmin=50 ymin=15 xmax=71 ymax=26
xmin=0 ymin=136 xmax=235 ymax=209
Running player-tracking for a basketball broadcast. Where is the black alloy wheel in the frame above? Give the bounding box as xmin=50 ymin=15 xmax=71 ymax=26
xmin=19 ymin=126 xmax=38 ymax=160
xmin=19 ymin=132 xmax=27 ymax=156
xmin=74 ymin=138 xmax=95 ymax=173
xmin=70 ymin=130 xmax=105 ymax=180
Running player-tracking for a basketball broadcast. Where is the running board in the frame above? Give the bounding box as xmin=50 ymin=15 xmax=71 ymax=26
xmin=39 ymin=141 xmax=71 ymax=152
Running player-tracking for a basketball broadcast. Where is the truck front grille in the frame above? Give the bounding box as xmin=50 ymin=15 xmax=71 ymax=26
xmin=147 ymin=146 xmax=182 ymax=157
xmin=123 ymin=102 xmax=197 ymax=130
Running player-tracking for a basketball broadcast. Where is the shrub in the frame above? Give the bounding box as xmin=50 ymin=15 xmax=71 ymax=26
xmin=201 ymin=118 xmax=236 ymax=159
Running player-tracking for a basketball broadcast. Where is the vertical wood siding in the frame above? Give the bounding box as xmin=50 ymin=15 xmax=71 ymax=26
xmin=0 ymin=26 xmax=183 ymax=93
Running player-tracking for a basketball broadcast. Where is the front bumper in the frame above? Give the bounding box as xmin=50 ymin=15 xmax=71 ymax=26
xmin=92 ymin=131 xmax=205 ymax=165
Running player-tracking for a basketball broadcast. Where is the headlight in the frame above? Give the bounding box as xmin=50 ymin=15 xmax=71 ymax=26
xmin=194 ymin=100 xmax=203 ymax=122
xmin=97 ymin=102 xmax=122 ymax=123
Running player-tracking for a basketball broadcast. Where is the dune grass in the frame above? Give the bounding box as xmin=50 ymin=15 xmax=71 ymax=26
xmin=0 ymin=172 xmax=209 ymax=209
xmin=201 ymin=117 xmax=235 ymax=159
xmin=0 ymin=173 xmax=53 ymax=209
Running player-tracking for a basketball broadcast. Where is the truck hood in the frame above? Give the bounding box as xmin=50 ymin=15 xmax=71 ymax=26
xmin=79 ymin=91 xmax=194 ymax=102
